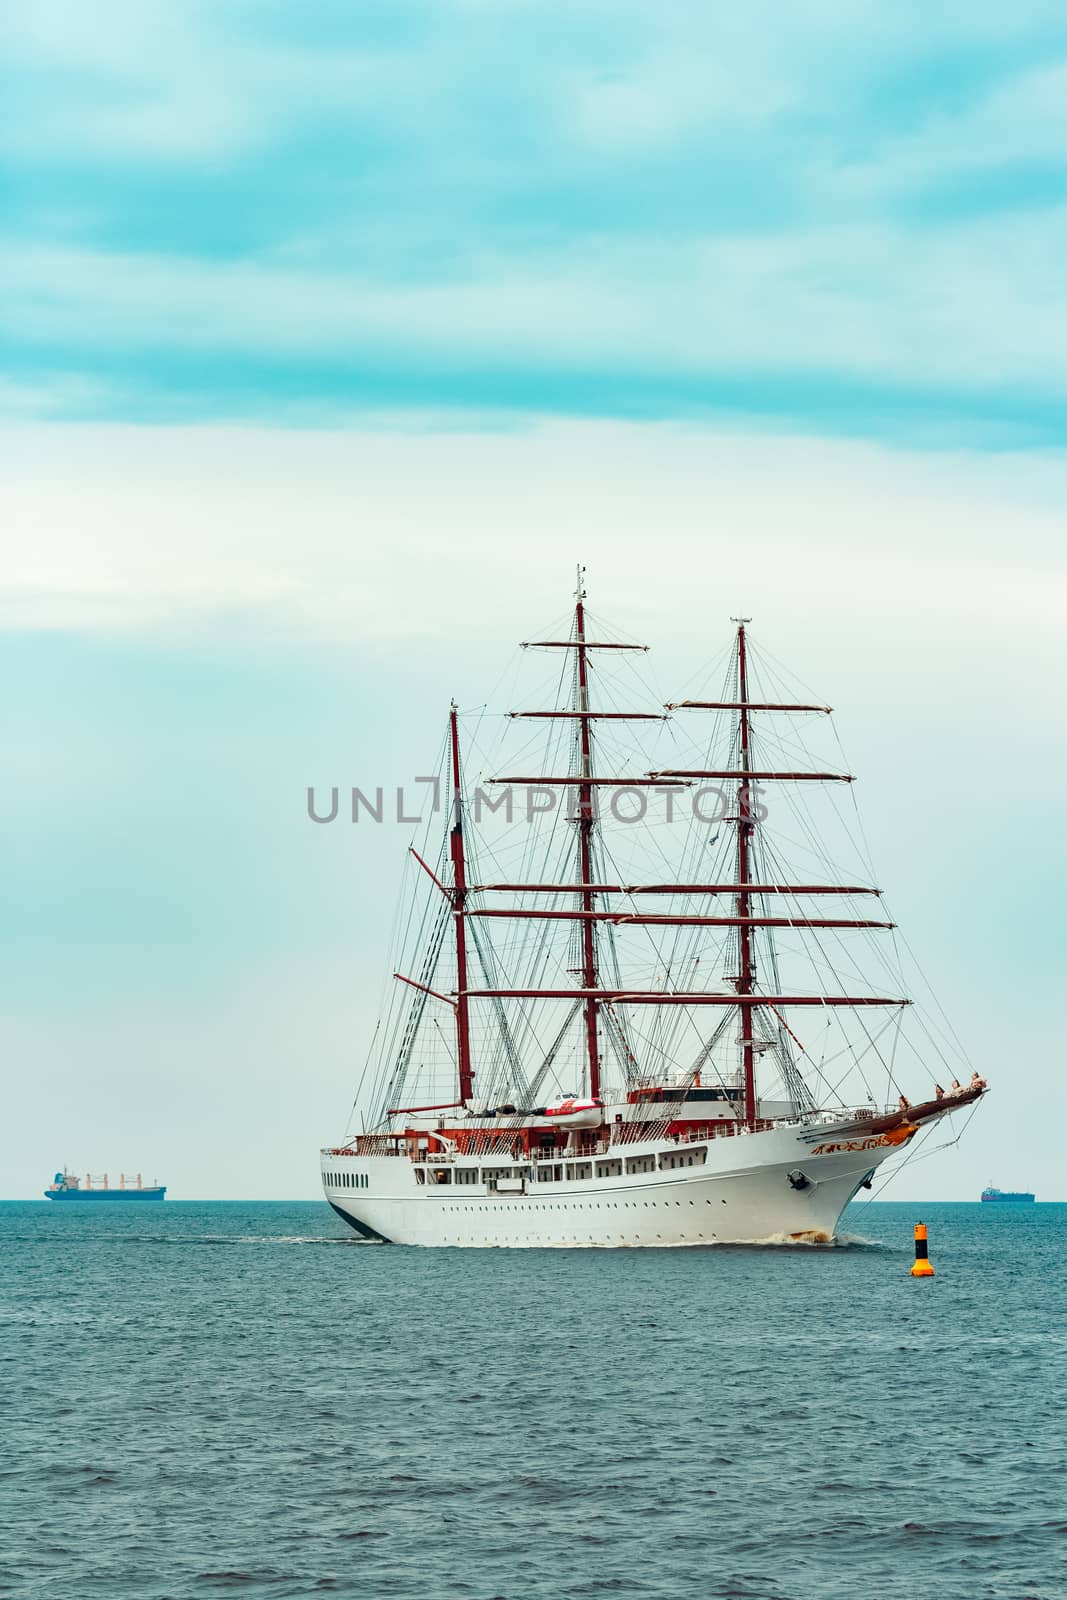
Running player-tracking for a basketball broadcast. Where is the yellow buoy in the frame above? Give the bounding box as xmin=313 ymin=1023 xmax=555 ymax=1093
xmin=910 ymin=1221 xmax=935 ymax=1277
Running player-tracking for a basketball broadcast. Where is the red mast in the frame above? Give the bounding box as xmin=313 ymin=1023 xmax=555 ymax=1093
xmin=574 ymin=573 xmax=601 ymax=1100
xmin=449 ymin=702 xmax=473 ymax=1105
xmin=456 ymin=611 xmax=909 ymax=1117
xmin=735 ymin=620 xmax=757 ymax=1129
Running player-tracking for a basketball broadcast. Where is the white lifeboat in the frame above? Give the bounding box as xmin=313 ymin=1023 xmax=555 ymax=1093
xmin=541 ymin=1097 xmax=603 ymax=1128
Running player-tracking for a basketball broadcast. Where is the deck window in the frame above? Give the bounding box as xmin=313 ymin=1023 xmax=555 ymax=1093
xmin=625 ymin=1155 xmax=656 ymax=1175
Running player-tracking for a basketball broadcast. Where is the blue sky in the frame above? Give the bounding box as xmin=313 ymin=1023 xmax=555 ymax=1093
xmin=5 ymin=1 xmax=1067 ymax=440
xmin=3 ymin=6 xmax=1067 ymax=1201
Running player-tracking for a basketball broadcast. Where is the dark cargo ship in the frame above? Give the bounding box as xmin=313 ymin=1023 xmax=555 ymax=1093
xmin=981 ymin=1184 xmax=1035 ymax=1203
xmin=44 ymin=1168 xmax=166 ymax=1201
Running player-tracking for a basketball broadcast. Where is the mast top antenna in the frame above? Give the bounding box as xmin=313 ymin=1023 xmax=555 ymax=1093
xmin=731 ymin=616 xmax=752 ymax=624
xmin=575 ymin=564 xmax=587 ymax=601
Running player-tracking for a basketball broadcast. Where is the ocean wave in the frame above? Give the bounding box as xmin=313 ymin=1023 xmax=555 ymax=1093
xmin=696 ymin=1229 xmax=887 ymax=1249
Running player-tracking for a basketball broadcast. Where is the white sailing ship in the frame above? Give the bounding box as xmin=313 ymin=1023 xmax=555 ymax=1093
xmin=320 ymin=574 xmax=984 ymax=1246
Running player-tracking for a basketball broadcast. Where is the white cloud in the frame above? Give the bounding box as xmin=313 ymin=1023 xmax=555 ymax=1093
xmin=2 ymin=420 xmax=1065 ymax=652
xmin=834 ymin=60 xmax=1067 ymax=204
xmin=0 ymin=372 xmax=118 ymax=419
xmin=5 ymin=2 xmax=1067 ymax=435
xmin=5 ymin=209 xmax=1067 ymax=397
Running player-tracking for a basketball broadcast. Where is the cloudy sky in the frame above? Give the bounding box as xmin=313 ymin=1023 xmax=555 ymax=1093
xmin=3 ymin=3 xmax=1066 ymax=1200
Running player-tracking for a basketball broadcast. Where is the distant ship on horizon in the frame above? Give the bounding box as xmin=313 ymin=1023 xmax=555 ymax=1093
xmin=44 ymin=1168 xmax=166 ymax=1202
xmin=981 ymin=1184 xmax=1035 ymax=1203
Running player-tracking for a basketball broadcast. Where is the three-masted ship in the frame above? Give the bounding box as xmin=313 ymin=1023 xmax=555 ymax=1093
xmin=320 ymin=576 xmax=984 ymax=1246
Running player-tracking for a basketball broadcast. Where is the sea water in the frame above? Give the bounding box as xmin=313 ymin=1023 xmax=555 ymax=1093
xmin=2 ymin=1199 xmax=1064 ymax=1600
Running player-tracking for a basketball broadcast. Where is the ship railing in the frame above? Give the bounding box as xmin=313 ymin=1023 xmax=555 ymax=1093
xmin=416 ymin=1125 xmax=780 ymax=1172
xmin=422 ymin=1119 xmax=786 ymax=1163
xmin=803 ymin=1105 xmax=883 ymax=1125
xmin=457 ymin=1132 xmax=533 ymax=1157
xmin=696 ymin=1118 xmax=773 ymax=1139
xmin=322 ymin=1137 xmax=403 ymax=1157
xmin=610 ymin=1119 xmax=672 ymax=1145
xmin=609 ymin=1118 xmax=776 ymax=1148
xmin=326 ymin=1110 xmax=852 ymax=1166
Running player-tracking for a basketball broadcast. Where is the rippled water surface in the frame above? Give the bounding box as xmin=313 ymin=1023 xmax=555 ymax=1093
xmin=3 ymin=1199 xmax=1064 ymax=1599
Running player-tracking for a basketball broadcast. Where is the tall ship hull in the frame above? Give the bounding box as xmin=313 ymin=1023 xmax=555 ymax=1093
xmin=322 ymin=1102 xmax=975 ymax=1248
xmin=321 ymin=574 xmax=986 ymax=1248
